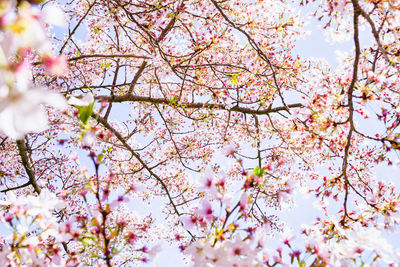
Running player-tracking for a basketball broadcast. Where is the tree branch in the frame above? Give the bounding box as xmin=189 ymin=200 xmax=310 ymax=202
xmin=16 ymin=139 xmax=41 ymax=194
xmin=96 ymin=94 xmax=302 ymax=115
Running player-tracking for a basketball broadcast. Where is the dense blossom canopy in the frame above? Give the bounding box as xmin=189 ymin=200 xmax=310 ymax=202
xmin=0 ymin=0 xmax=400 ymax=266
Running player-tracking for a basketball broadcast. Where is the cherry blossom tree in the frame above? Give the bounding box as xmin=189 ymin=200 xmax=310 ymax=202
xmin=1 ymin=0 xmax=400 ymax=266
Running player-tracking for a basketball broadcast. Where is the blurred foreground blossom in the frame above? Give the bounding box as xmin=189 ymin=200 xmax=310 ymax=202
xmin=0 ymin=1 xmax=68 ymax=139
xmin=68 ymin=92 xmax=94 ymax=106
xmin=0 ymin=63 xmax=66 ymax=138
xmin=0 ymin=87 xmax=66 ymax=138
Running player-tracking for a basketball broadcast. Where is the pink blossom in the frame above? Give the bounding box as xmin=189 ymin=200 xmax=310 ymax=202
xmin=240 ymin=192 xmax=249 ymax=211
xmin=43 ymin=55 xmax=68 ymax=76
xmin=180 ymin=215 xmax=197 ymax=230
xmin=222 ymin=143 xmax=236 ymax=156
xmin=110 ymin=195 xmax=129 ymax=209
xmin=197 ymin=200 xmax=213 ymax=221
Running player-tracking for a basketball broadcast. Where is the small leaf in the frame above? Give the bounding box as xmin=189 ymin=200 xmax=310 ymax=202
xmin=231 ymin=73 xmax=239 ymax=85
xmin=97 ymin=153 xmax=104 ymax=163
xmin=253 ymin=166 xmax=265 ymax=177
xmin=254 ymin=166 xmax=261 ymax=177
xmin=78 ymin=102 xmax=94 ymax=125
xmin=170 ymin=96 xmax=177 ymax=104
xmin=100 ymin=61 xmax=111 ymax=69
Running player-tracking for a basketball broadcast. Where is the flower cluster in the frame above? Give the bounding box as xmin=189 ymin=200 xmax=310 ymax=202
xmin=0 ymin=190 xmax=67 ymax=266
xmin=185 ymin=235 xmax=265 ymax=267
xmin=302 ymin=220 xmax=400 ymax=266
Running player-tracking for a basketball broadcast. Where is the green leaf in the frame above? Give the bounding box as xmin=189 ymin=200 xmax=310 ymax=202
xmin=253 ymin=166 xmax=265 ymax=177
xmin=231 ymin=73 xmax=239 ymax=85
xmin=97 ymin=153 xmax=104 ymax=163
xmin=254 ymin=166 xmax=261 ymax=177
xmin=100 ymin=61 xmax=111 ymax=69
xmin=170 ymin=96 xmax=177 ymax=104
xmin=78 ymin=102 xmax=94 ymax=125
